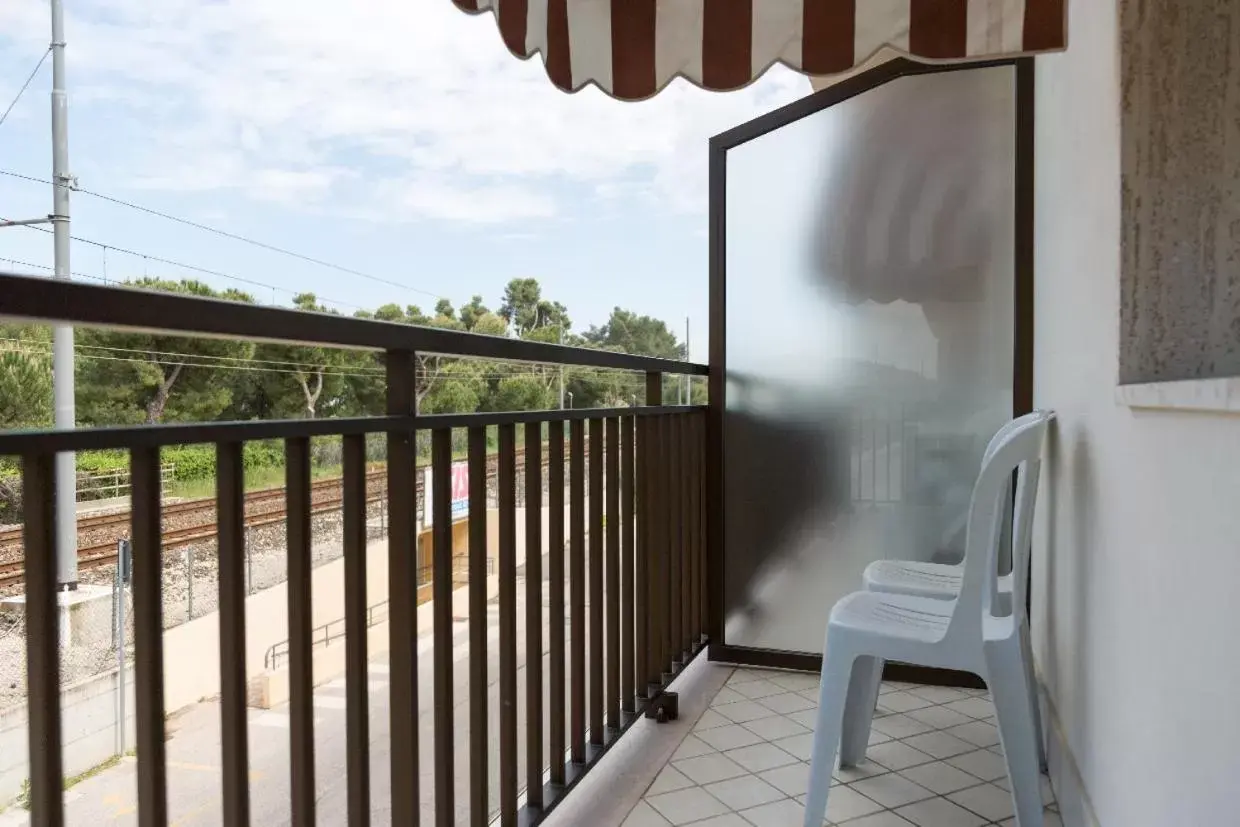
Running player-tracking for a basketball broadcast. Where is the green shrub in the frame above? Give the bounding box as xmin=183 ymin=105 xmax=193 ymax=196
xmin=68 ymin=440 xmax=286 ymax=484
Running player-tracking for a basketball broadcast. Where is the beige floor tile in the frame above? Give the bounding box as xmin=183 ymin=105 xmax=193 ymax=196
xmin=823 ymin=786 xmax=885 ymax=823
xmin=743 ymin=714 xmax=810 ymax=741
xmin=673 ymin=752 xmax=750 ymax=785
xmin=646 ymin=787 xmax=730 ymax=825
xmin=758 ymin=762 xmax=813 ymax=798
xmin=894 ymin=796 xmax=987 ymax=827
xmin=945 ymin=749 xmax=1009 ymax=782
xmin=738 ymin=797 xmax=815 ymax=827
xmin=849 ymin=773 xmax=936 ymax=809
xmin=947 ymin=782 xmax=1015 ymax=822
xmin=898 ymin=761 xmax=986 ymax=795
xmin=703 ymin=774 xmax=785 ymax=811
xmin=697 ymin=723 xmax=768 ymax=752
xmin=622 ymin=800 xmax=672 ymax=827
xmin=723 ymin=742 xmax=800 ymax=773
xmin=648 ymin=765 xmax=694 ymax=796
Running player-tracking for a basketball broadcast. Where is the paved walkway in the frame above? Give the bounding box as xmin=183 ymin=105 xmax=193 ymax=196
xmin=7 ymin=563 xmax=572 ymax=827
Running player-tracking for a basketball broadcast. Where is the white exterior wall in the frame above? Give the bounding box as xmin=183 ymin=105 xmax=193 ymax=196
xmin=1032 ymin=2 xmax=1240 ymax=825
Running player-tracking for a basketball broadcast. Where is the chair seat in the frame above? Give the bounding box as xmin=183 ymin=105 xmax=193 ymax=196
xmin=864 ymin=559 xmax=1014 ymax=599
xmin=830 ymin=590 xmax=953 ymax=643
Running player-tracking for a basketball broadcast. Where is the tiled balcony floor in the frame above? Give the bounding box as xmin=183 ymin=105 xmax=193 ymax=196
xmin=622 ymin=668 xmax=1061 ymax=827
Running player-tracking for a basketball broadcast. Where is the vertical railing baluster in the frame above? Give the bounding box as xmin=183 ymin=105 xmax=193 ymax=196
xmin=621 ymin=414 xmax=636 ymax=716
xmin=690 ymin=413 xmax=702 ymax=649
xmin=22 ymin=452 xmax=64 ymax=827
xmin=569 ymin=418 xmax=586 ymax=762
xmin=682 ymin=415 xmax=695 ymax=652
xmin=668 ymin=414 xmax=682 ymax=667
xmin=588 ymin=417 xmax=604 ymax=747
xmin=385 ymin=351 xmax=419 ymax=827
xmin=217 ymin=441 xmax=251 ymax=826
xmin=524 ymin=424 xmax=544 ymax=809
xmin=431 ymin=428 xmax=454 ymax=825
xmin=684 ymin=416 xmax=694 ymax=654
xmin=653 ymin=415 xmax=669 ymax=680
xmin=636 ymin=415 xmax=654 ymax=700
xmin=285 ymin=438 xmax=315 ymax=826
xmin=547 ymin=421 xmax=566 ymax=786
xmin=343 ymin=434 xmax=371 ymax=826
xmin=643 ymin=372 xmax=662 ymax=698
xmin=498 ymin=424 xmax=518 ymax=824
xmin=648 ymin=418 xmax=662 ymax=693
xmin=467 ymin=426 xmax=488 ymax=826
xmin=131 ymin=447 xmax=168 ymax=826
xmin=699 ymin=411 xmax=710 ymax=643
xmin=605 ymin=416 xmax=620 ymax=730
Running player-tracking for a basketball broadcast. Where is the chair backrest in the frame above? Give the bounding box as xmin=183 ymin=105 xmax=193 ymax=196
xmin=983 ymin=411 xmax=1046 ymax=465
xmin=1008 ymin=412 xmax=1051 ymax=614
xmin=982 ymin=410 xmax=1049 ymax=585
xmin=947 ymin=412 xmax=1051 ymax=641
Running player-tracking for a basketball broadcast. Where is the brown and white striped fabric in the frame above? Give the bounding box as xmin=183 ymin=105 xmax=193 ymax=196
xmin=450 ymin=0 xmax=1066 ymax=100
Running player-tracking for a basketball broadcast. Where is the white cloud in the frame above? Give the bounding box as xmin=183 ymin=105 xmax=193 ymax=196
xmin=1 ymin=0 xmax=810 ymax=223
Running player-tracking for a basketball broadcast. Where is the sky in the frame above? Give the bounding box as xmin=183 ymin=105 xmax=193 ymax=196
xmin=0 ymin=0 xmax=811 ymax=361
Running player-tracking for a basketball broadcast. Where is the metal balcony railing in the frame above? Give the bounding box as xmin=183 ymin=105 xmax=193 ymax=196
xmin=0 ymin=272 xmax=709 ymax=827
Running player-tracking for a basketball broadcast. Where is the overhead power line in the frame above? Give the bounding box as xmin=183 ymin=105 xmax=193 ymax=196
xmin=0 ymin=49 xmax=50 ymax=129
xmin=0 ymin=167 xmax=446 ymax=301
xmin=0 ymin=255 xmax=108 ymax=283
xmin=0 ymin=218 xmax=364 ymax=312
xmin=2 ymin=341 xmax=641 ymax=384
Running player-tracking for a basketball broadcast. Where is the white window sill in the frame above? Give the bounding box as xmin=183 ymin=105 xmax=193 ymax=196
xmin=1116 ymin=377 xmax=1240 ymax=414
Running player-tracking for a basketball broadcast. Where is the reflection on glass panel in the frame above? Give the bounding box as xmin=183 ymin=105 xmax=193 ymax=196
xmin=722 ymin=66 xmax=1016 ymax=654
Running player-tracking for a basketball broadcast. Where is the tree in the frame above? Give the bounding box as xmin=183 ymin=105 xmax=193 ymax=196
xmin=248 ymin=294 xmax=350 ymax=419
xmin=458 ymin=295 xmax=490 ymax=331
xmin=498 ymin=278 xmax=571 ymax=337
xmin=563 ymin=308 xmax=688 ymax=407
xmin=0 ymin=324 xmax=52 ymax=429
xmin=75 ymin=279 xmax=257 ymax=425
xmin=418 ymin=361 xmax=487 ymax=414
xmin=350 ymin=302 xmax=476 ymax=414
xmin=469 ymin=311 xmax=509 ymax=337
xmin=583 ymin=307 xmax=683 ymax=360
xmin=488 ymin=374 xmax=557 ymax=413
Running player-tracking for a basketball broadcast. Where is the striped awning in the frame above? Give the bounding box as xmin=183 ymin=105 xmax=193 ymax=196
xmin=450 ymin=1 xmax=1067 ymax=101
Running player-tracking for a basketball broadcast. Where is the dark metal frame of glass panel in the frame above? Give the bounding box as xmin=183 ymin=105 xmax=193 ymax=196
xmin=706 ymin=56 xmax=1035 ymax=686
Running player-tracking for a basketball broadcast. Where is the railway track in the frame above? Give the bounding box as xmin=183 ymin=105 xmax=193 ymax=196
xmin=0 ymin=445 xmax=548 ymax=590
xmin=0 ymin=470 xmax=388 ymax=589
xmin=0 ymin=471 xmax=385 ymax=549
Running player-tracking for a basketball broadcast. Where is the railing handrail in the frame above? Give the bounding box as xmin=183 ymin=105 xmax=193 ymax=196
xmin=265 ymin=598 xmax=392 ymax=671
xmin=0 ymin=405 xmax=703 ymax=454
xmin=0 ymin=273 xmax=708 ymax=376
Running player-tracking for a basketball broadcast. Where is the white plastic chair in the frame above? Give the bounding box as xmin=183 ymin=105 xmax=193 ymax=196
xmin=860 ymin=411 xmax=1052 ymax=770
xmin=803 ymin=414 xmax=1050 ymax=827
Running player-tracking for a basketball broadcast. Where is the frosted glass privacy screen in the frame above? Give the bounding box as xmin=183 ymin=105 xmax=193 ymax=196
xmin=721 ymin=65 xmax=1017 ymax=654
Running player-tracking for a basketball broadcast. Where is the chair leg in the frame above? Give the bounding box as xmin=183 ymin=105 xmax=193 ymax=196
xmin=803 ymin=642 xmax=855 ymax=827
xmin=1019 ymin=621 xmax=1047 ymax=771
xmin=986 ymin=640 xmax=1044 ymax=827
xmin=839 ymin=655 xmax=883 ymax=767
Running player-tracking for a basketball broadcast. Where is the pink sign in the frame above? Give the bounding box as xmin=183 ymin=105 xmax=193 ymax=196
xmin=450 ymin=460 xmax=469 ymax=515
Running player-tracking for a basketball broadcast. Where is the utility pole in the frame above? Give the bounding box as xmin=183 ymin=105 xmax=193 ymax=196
xmin=682 ymin=317 xmax=690 ymax=405
xmin=51 ymin=0 xmax=78 ymax=589
xmin=558 ymin=325 xmax=566 ymax=410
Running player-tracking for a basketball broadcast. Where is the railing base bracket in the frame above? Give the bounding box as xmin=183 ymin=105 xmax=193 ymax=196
xmin=644 ymin=690 xmax=679 ymax=722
